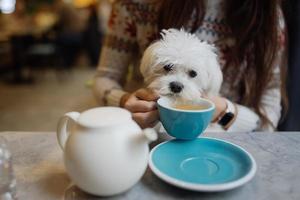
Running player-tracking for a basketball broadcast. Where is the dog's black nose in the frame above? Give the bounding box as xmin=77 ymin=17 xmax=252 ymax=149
xmin=169 ymin=81 xmax=184 ymax=93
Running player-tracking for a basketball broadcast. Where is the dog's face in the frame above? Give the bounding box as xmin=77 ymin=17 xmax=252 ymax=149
xmin=140 ymin=29 xmax=223 ymax=101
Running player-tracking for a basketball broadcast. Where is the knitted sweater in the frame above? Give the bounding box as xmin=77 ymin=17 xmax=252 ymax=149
xmin=93 ymin=0 xmax=286 ymax=132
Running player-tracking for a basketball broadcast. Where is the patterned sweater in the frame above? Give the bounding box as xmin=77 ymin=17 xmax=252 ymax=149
xmin=93 ymin=0 xmax=286 ymax=132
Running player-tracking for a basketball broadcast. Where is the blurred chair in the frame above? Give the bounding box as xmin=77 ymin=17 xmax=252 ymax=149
xmin=10 ymin=34 xmax=35 ymax=83
xmin=0 ymin=40 xmax=12 ymax=76
xmin=9 ymin=32 xmax=62 ymax=83
xmin=25 ymin=33 xmax=60 ymax=69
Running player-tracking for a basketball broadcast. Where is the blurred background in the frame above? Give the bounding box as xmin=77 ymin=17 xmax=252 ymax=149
xmin=0 ymin=0 xmax=299 ymax=131
xmin=0 ymin=0 xmax=111 ymax=131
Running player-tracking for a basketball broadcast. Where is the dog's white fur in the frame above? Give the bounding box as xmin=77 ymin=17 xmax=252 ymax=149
xmin=140 ymin=29 xmax=223 ymax=102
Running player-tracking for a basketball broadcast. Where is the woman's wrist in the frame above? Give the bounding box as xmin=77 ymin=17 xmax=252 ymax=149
xmin=208 ymin=96 xmax=227 ymax=122
xmin=212 ymin=98 xmax=238 ymax=130
xmin=222 ymin=101 xmax=238 ymax=130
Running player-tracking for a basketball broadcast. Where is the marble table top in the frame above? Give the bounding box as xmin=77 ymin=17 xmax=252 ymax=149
xmin=1 ymin=131 xmax=300 ymax=200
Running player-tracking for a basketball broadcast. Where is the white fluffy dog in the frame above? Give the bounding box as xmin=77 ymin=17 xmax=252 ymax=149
xmin=140 ymin=29 xmax=223 ymax=102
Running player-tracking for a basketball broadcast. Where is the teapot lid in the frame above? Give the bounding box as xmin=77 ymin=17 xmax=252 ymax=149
xmin=78 ymin=107 xmax=132 ymax=128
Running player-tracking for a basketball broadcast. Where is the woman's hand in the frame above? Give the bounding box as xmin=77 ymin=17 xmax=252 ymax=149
xmin=203 ymin=95 xmax=227 ymax=122
xmin=120 ymin=88 xmax=160 ymax=128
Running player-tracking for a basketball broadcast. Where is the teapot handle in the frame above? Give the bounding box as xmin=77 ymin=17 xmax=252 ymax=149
xmin=57 ymin=112 xmax=80 ymax=150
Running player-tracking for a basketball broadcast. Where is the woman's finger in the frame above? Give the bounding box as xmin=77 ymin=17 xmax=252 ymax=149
xmin=124 ymin=98 xmax=157 ymax=112
xmin=135 ymin=88 xmax=159 ymax=101
xmin=149 ymin=120 xmax=159 ymax=128
xmin=132 ymin=110 xmax=159 ymax=128
xmin=145 ymin=110 xmax=159 ymax=124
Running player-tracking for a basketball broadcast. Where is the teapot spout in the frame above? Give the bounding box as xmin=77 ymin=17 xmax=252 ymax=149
xmin=141 ymin=128 xmax=158 ymax=143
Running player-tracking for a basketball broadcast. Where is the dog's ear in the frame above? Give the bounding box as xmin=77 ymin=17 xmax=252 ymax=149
xmin=140 ymin=42 xmax=159 ymax=80
xmin=206 ymin=57 xmax=223 ymax=96
xmin=207 ymin=73 xmax=222 ymax=97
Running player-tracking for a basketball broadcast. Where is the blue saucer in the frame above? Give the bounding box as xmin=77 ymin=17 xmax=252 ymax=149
xmin=149 ymin=137 xmax=256 ymax=192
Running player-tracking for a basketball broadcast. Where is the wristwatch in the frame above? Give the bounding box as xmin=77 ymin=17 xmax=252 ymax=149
xmin=218 ymin=99 xmax=236 ymax=129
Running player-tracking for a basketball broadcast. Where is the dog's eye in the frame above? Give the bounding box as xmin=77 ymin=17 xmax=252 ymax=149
xmin=163 ymin=64 xmax=173 ymax=72
xmin=188 ymin=70 xmax=197 ymax=78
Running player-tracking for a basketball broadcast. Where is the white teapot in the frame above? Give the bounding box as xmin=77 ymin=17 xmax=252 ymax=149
xmin=57 ymin=107 xmax=157 ymax=196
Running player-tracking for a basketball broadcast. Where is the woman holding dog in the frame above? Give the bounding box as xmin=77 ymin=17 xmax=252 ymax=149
xmin=93 ymin=0 xmax=287 ymax=132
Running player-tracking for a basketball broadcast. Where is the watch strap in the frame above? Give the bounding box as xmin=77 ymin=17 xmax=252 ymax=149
xmin=218 ymin=99 xmax=237 ymax=130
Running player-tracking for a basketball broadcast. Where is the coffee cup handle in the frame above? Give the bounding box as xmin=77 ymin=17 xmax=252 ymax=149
xmin=57 ymin=112 xmax=80 ymax=150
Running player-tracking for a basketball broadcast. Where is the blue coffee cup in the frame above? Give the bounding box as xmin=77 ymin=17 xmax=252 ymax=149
xmin=157 ymin=97 xmax=215 ymax=140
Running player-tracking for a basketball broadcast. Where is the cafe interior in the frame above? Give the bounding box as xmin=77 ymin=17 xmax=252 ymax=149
xmin=0 ymin=0 xmax=110 ymax=131
xmin=0 ymin=0 xmax=300 ymax=199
